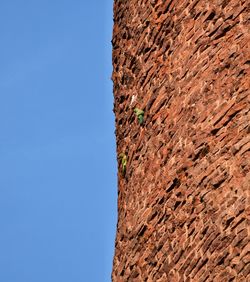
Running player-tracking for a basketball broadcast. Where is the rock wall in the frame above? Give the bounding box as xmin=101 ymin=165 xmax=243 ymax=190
xmin=112 ymin=0 xmax=250 ymax=281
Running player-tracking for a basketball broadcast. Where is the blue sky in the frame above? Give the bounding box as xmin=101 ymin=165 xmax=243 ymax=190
xmin=0 ymin=1 xmax=116 ymax=281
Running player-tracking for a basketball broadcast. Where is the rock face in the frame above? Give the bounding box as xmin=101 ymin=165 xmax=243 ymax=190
xmin=112 ymin=0 xmax=250 ymax=281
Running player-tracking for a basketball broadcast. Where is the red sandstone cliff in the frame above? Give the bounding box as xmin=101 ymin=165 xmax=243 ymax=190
xmin=112 ymin=0 xmax=250 ymax=281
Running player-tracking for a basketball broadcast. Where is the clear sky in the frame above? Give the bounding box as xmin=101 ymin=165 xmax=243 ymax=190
xmin=0 ymin=1 xmax=116 ymax=281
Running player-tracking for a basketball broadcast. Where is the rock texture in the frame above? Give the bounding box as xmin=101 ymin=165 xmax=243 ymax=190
xmin=112 ymin=0 xmax=250 ymax=281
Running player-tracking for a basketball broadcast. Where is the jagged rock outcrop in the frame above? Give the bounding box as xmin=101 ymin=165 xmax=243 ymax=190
xmin=112 ymin=0 xmax=250 ymax=281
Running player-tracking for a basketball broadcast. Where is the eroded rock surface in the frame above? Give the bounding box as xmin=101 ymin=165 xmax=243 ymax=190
xmin=112 ymin=0 xmax=250 ymax=281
